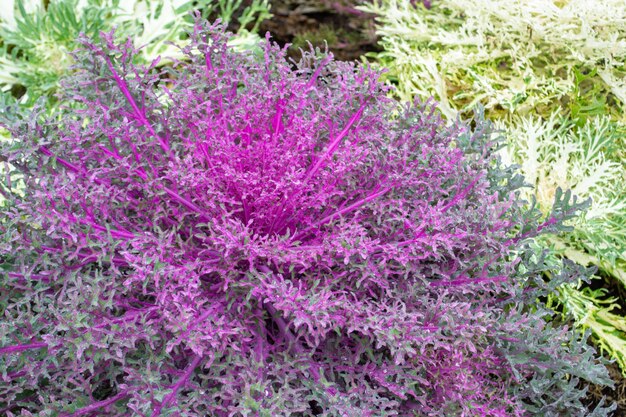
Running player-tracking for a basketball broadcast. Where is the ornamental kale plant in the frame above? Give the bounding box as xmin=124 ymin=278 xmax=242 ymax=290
xmin=0 ymin=20 xmax=614 ymax=416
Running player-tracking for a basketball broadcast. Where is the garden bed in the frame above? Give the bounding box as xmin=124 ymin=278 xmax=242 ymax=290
xmin=1 ymin=0 xmax=624 ymax=414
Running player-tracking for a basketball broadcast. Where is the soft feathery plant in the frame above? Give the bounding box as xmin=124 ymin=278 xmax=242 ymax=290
xmin=360 ymin=0 xmax=626 ymax=373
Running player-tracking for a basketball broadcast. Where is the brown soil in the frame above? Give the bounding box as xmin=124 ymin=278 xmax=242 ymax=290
xmin=258 ymin=0 xmax=381 ymax=62
xmin=586 ymin=360 xmax=626 ymax=415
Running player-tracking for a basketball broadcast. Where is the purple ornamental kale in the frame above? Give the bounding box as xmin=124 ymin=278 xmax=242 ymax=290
xmin=0 ymin=20 xmax=612 ymax=416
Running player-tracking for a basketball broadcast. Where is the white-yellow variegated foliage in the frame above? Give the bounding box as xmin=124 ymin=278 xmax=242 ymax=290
xmin=554 ymin=283 xmax=626 ymax=372
xmin=361 ymin=0 xmax=626 ymax=120
xmin=499 ymin=116 xmax=626 ymax=283
xmin=361 ymin=0 xmax=626 ymax=374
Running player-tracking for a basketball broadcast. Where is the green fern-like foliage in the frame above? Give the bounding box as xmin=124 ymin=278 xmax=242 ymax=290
xmin=0 ymin=0 xmax=271 ymax=103
xmin=361 ymin=0 xmax=626 ymax=374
